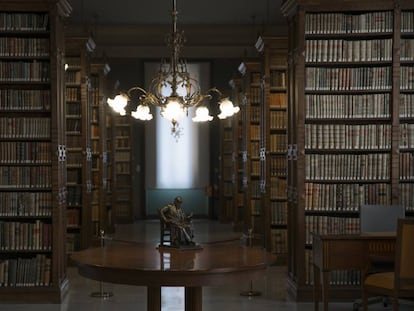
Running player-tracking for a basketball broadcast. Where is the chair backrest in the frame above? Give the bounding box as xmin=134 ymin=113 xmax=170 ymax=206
xmin=360 ymin=205 xmax=405 ymax=233
xmin=395 ymin=218 xmax=414 ymax=284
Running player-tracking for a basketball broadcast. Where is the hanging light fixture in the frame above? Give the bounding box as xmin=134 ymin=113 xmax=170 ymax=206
xmin=107 ymin=0 xmax=240 ymax=136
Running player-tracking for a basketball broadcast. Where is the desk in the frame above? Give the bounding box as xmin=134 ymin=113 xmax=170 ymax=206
xmin=312 ymin=233 xmax=396 ymax=311
xmin=71 ymin=243 xmax=275 ymax=311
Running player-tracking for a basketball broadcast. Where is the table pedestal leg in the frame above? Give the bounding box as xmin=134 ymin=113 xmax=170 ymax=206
xmin=185 ymin=286 xmax=202 ymax=311
xmin=147 ymin=286 xmax=161 ymax=311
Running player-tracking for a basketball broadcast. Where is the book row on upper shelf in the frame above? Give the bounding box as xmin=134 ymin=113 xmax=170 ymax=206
xmin=0 ymin=142 xmax=51 ymax=164
xmin=305 ymin=182 xmax=391 ymax=211
xmin=0 ymin=90 xmax=50 ymax=111
xmin=0 ymin=61 xmax=49 ymax=82
xmin=305 ymin=66 xmax=391 ymax=91
xmin=0 ymin=12 xmax=49 ymax=31
xmin=66 ymin=87 xmax=80 ymax=102
xmin=306 ymin=38 xmax=392 ymax=63
xmin=305 ymin=153 xmax=390 ymax=181
xmin=270 ymin=229 xmax=288 ymax=254
xmin=270 ymin=201 xmax=287 ymax=225
xmin=0 ymin=166 xmax=51 ymax=188
xmin=0 ymin=254 xmax=52 ymax=288
xmin=0 ymin=220 xmax=52 ymax=251
xmin=0 ymin=192 xmax=51 ymax=217
xmin=305 ymin=11 xmax=393 ymax=35
xmin=0 ymin=37 xmax=49 ymax=57
xmin=304 ymin=124 xmax=391 ymax=150
xmin=0 ymin=117 xmax=50 ymax=138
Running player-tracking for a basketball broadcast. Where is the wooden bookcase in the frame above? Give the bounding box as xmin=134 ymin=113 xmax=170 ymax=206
xmin=281 ymin=0 xmax=414 ymax=301
xmin=255 ymin=36 xmax=289 ymax=263
xmin=112 ymin=113 xmax=134 ymax=223
xmin=64 ymin=35 xmax=95 ymax=255
xmin=90 ymin=62 xmax=112 ymax=238
xmin=0 ymin=0 xmax=71 ymax=303
xmin=238 ymin=61 xmax=264 ymax=244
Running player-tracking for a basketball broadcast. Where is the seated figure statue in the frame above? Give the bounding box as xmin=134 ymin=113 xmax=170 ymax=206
xmin=159 ymin=196 xmax=195 ymax=247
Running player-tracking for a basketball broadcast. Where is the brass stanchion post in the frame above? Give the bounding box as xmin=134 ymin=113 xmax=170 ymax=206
xmin=240 ymin=228 xmax=261 ymax=297
xmin=90 ymin=229 xmax=114 ymax=298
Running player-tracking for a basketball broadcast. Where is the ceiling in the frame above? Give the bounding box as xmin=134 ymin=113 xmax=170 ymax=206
xmin=65 ymin=0 xmax=288 ymax=59
xmin=67 ymin=0 xmax=286 ymax=26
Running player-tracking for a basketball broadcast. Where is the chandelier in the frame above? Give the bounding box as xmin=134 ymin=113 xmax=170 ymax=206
xmin=107 ymin=0 xmax=240 ymax=136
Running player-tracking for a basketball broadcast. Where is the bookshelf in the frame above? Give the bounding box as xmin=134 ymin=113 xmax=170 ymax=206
xmin=112 ymin=113 xmax=134 ymax=223
xmin=0 ymin=0 xmax=71 ymax=302
xmin=90 ymin=62 xmax=112 ymax=238
xmin=255 ymin=36 xmax=289 ymax=264
xmin=281 ymin=0 xmax=414 ymax=301
xmin=238 ymin=61 xmax=264 ymax=243
xmin=64 ymin=35 xmax=95 ymax=256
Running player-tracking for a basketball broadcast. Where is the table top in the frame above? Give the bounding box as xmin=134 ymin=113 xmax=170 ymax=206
xmin=71 ymin=243 xmax=276 ymax=287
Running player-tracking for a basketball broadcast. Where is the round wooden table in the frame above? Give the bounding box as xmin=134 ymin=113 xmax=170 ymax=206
xmin=71 ymin=243 xmax=275 ymax=311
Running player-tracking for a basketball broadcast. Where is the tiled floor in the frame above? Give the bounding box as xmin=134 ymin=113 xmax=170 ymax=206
xmin=1 ymin=219 xmax=413 ymax=311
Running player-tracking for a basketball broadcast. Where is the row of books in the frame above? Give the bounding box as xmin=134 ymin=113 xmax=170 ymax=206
xmin=0 ymin=255 xmax=51 ymax=287
xmin=0 ymin=220 xmax=52 ymax=251
xmin=66 ymin=102 xmax=82 ymax=116
xmin=401 ymin=39 xmax=414 ymax=60
xmin=270 ymin=134 xmax=287 ymax=152
xmin=0 ymin=37 xmax=49 ymax=57
xmin=269 ymin=110 xmax=286 ymax=130
xmin=248 ymin=86 xmax=261 ymax=105
xmin=115 ymin=137 xmax=130 ymax=148
xmin=305 ymin=153 xmax=390 ymax=181
xmin=250 ymin=125 xmax=260 ymax=140
xmin=0 ymin=13 xmax=49 ymax=31
xmin=0 ymin=61 xmax=49 ymax=82
xmin=270 ymin=201 xmax=287 ymax=225
xmin=304 ymin=182 xmax=390 ymax=211
xmin=0 ymin=141 xmax=51 ymax=164
xmin=270 ymin=229 xmax=287 ymax=254
xmin=66 ymin=119 xmax=81 ymax=133
xmin=402 ymin=11 xmax=414 ymax=33
xmin=304 ymin=124 xmax=391 ymax=150
xmin=305 ymin=215 xmax=360 ymax=244
xmin=251 ymin=160 xmax=261 ymax=176
xmin=66 ymin=209 xmax=80 ymax=227
xmin=269 ymin=177 xmax=287 ymax=199
xmin=400 ymin=67 xmax=414 ymax=90
xmin=222 ymin=140 xmax=233 ymax=153
xmin=222 ymin=181 xmax=233 ymax=197
xmin=0 ymin=117 xmax=50 ymax=138
xmin=0 ymin=192 xmax=51 ymax=217
xmin=269 ymin=93 xmax=287 ymax=108
xmin=65 ymin=70 xmax=81 ymax=84
xmin=306 ymin=38 xmax=392 ymax=63
xmin=400 ymin=152 xmax=414 ymax=180
xmin=0 ymin=89 xmax=50 ymax=111
xmin=67 ymin=186 xmax=82 ymax=207
xmin=115 ymin=162 xmax=130 ymax=174
xmin=304 ymin=249 xmax=362 ymax=286
xmin=0 ymin=166 xmax=51 ymax=188
xmin=270 ymin=70 xmax=286 ymax=88
xmin=269 ymin=156 xmax=287 ymax=177
xmin=66 ymin=151 xmax=84 ymax=167
xmin=305 ymin=94 xmax=390 ymax=119
xmin=400 ymin=94 xmax=414 ymax=118
xmin=114 ymin=151 xmax=130 ymax=162
xmin=401 ymin=123 xmax=414 ymax=149
xmin=305 ymin=67 xmax=391 ymax=91
xmin=66 ymin=136 xmax=83 ymax=149
xmin=400 ymin=184 xmax=414 ymax=210
xmin=250 ymin=105 xmax=261 ymax=123
xmin=250 ymin=141 xmax=261 ymax=158
xmin=65 ymin=87 xmax=80 ymax=102
xmin=305 ymin=11 xmax=393 ymax=34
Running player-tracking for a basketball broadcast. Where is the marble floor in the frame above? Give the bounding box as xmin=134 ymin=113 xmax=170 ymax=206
xmin=1 ymin=219 xmax=413 ymax=311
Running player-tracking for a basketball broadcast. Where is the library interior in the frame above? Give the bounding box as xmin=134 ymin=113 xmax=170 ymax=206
xmin=0 ymin=0 xmax=414 ymax=310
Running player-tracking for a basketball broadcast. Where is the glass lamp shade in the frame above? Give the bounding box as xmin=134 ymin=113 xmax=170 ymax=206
xmin=107 ymin=94 xmax=128 ymax=116
xmin=217 ymin=98 xmax=240 ymax=119
xmin=192 ymin=106 xmax=213 ymax=122
xmin=160 ymin=97 xmax=186 ymax=122
xmin=131 ymin=104 xmax=153 ymax=120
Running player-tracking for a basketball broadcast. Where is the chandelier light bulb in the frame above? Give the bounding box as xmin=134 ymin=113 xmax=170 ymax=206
xmin=218 ymin=98 xmax=240 ymax=119
xmin=132 ymin=104 xmax=153 ymax=120
xmin=161 ymin=99 xmax=186 ymax=122
xmin=107 ymin=94 xmax=128 ymax=116
xmin=192 ymin=106 xmax=213 ymax=122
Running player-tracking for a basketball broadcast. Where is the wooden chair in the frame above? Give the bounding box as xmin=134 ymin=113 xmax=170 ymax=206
xmin=362 ymin=218 xmax=414 ymax=311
